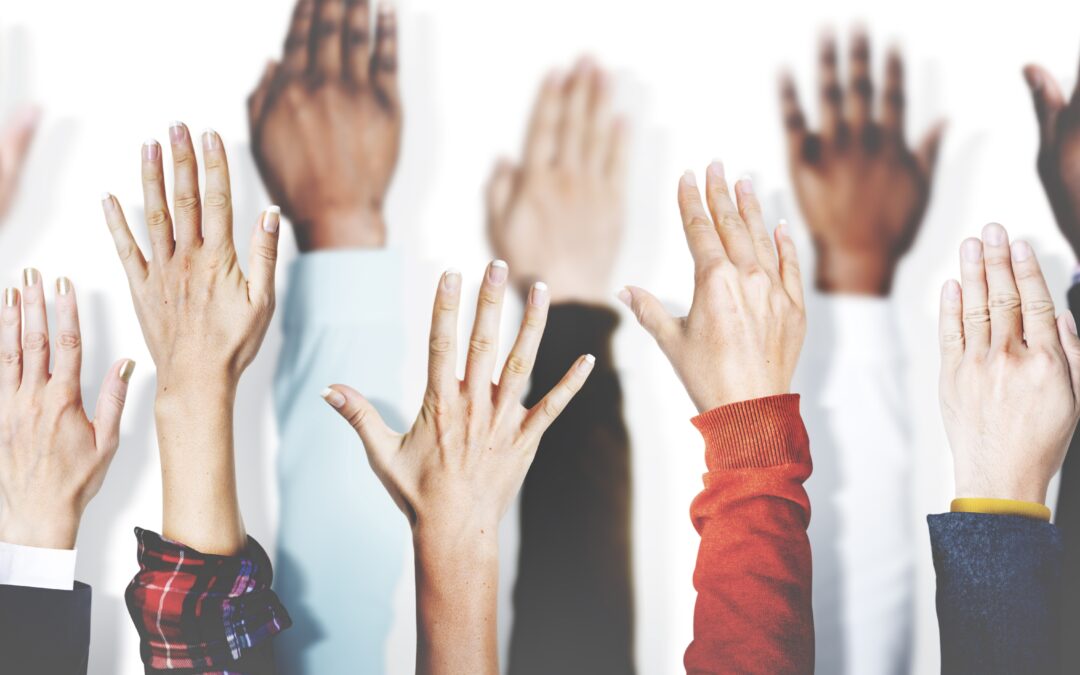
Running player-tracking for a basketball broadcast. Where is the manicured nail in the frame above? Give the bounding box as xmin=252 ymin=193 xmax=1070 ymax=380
xmin=616 ymin=287 xmax=632 ymax=308
xmin=321 ymin=387 xmax=346 ymax=408
xmin=739 ymin=175 xmax=754 ymax=194
xmin=982 ymin=222 xmax=1006 ymax=247
xmin=119 ymin=359 xmax=136 ymax=383
xmin=707 ymin=159 xmax=724 ymax=181
xmin=578 ymin=354 xmax=596 ymax=373
xmin=530 ymin=281 xmax=549 ymax=306
xmin=443 ymin=268 xmax=461 ymax=292
xmin=943 ymin=279 xmax=961 ymax=301
xmin=169 ymin=121 xmax=186 ymax=144
xmin=56 ymin=277 xmax=71 ymax=296
xmin=22 ymin=268 xmax=39 ymax=287
xmin=263 ymin=205 xmax=281 ymax=233
xmin=961 ymin=238 xmax=983 ymax=263
xmin=143 ymin=140 xmax=160 ymax=162
xmin=776 ymin=219 xmax=789 ymax=238
xmin=202 ymin=128 xmax=219 ymax=151
xmin=1011 ymin=240 xmax=1032 ymax=262
xmin=488 ymin=260 xmax=509 ymax=284
xmin=682 ymin=170 xmax=697 ymax=187
xmin=4 ymin=288 xmax=17 ymax=307
xmin=1067 ymin=312 xmax=1079 ymax=337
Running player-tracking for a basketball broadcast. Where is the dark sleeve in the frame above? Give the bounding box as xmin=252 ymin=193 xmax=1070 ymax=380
xmin=508 ymin=304 xmax=634 ymax=675
xmin=1057 ymin=284 xmax=1080 ymax=674
xmin=0 ymin=581 xmax=91 ymax=675
xmin=928 ymin=512 xmax=1062 ymax=675
xmin=125 ymin=528 xmax=291 ymax=674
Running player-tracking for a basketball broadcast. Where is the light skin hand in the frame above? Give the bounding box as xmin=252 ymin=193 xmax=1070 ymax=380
xmin=102 ymin=124 xmax=281 ymax=555
xmin=487 ymin=58 xmax=628 ymax=305
xmin=0 ymin=273 xmax=133 ymax=550
xmin=939 ymin=223 xmax=1080 ymax=505
xmin=249 ymin=0 xmax=401 ymax=252
xmin=781 ymin=29 xmax=945 ymax=296
xmin=322 ymin=262 xmax=593 ymax=675
xmin=0 ymin=105 xmax=41 ymax=222
xmin=1024 ymin=56 xmax=1080 ymax=260
xmin=619 ymin=163 xmax=806 ymax=413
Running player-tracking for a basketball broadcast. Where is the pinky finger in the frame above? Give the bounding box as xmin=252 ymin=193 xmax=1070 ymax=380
xmin=521 ymin=354 xmax=594 ymax=439
xmin=92 ymin=358 xmax=136 ymax=457
xmin=101 ymin=193 xmax=148 ymax=281
xmin=247 ymin=206 xmax=281 ymax=309
xmin=774 ymin=221 xmax=804 ymax=308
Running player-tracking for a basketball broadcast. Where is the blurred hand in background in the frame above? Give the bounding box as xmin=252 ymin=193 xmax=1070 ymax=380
xmin=487 ymin=57 xmax=627 ymax=305
xmin=781 ymin=28 xmax=945 ymax=296
xmin=249 ymin=0 xmax=401 ymax=252
xmin=0 ymin=105 xmax=40 ymax=222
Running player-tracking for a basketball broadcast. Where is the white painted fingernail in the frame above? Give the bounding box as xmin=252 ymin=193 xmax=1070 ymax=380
xmin=321 ymin=387 xmax=346 ymax=408
xmin=263 ymin=205 xmax=281 ymax=233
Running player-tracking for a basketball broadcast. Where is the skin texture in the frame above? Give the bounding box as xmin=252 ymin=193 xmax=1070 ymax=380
xmin=620 ymin=163 xmax=806 ymax=413
xmin=101 ymin=124 xmax=281 ymax=555
xmin=322 ymin=262 xmax=593 ymax=675
xmin=1024 ymin=56 xmax=1080 ymax=260
xmin=939 ymin=223 xmax=1080 ymax=504
xmin=781 ymin=29 xmax=945 ymax=296
xmin=249 ymin=0 xmax=401 ymax=252
xmin=0 ymin=105 xmax=40 ymax=222
xmin=487 ymin=58 xmax=627 ymax=304
xmin=0 ymin=274 xmax=132 ymax=550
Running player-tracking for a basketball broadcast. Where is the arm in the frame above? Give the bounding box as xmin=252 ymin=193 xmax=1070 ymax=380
xmin=620 ymin=163 xmax=810 ymax=673
xmin=102 ymin=124 xmax=290 ymax=672
xmin=321 ymin=263 xmax=593 ymax=675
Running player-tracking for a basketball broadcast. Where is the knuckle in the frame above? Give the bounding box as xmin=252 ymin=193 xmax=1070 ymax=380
xmin=987 ymin=292 xmax=1021 ymax=311
xmin=505 ymin=355 xmax=532 ymax=376
xmin=0 ymin=350 xmax=21 ymax=367
xmin=173 ymin=195 xmax=200 ymax=213
xmin=468 ymin=335 xmax=494 ymax=356
xmin=56 ymin=332 xmax=81 ymax=351
xmin=541 ymin=398 xmax=563 ymax=421
xmin=254 ymin=243 xmax=279 ymax=263
xmin=983 ymin=254 xmax=1012 ymax=270
xmin=346 ymin=406 xmax=368 ymax=430
xmin=718 ymin=213 xmax=745 ymax=231
xmin=684 ymin=215 xmax=713 ymax=233
xmin=203 ymin=191 xmax=230 ymax=210
xmin=429 ymin=336 xmax=453 ymax=355
xmin=1021 ymin=299 xmax=1055 ymax=318
xmin=22 ymin=332 xmax=48 ymax=352
xmin=117 ymin=242 xmax=139 ymax=262
xmin=962 ymin=307 xmax=990 ymax=327
xmin=940 ymin=330 xmax=965 ymax=346
xmin=477 ymin=291 xmax=501 ymax=308
xmin=145 ymin=209 xmax=170 ymax=229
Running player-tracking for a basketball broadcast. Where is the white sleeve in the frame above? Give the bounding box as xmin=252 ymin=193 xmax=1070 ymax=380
xmin=0 ymin=540 xmax=77 ymax=590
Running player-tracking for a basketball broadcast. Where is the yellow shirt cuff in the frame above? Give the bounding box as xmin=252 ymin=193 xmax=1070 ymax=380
xmin=951 ymin=498 xmax=1051 ymax=522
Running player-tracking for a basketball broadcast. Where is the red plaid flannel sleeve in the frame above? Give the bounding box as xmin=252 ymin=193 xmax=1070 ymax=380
xmin=125 ymin=527 xmax=292 ymax=673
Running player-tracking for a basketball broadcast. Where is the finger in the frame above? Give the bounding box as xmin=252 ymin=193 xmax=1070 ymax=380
xmin=93 ymin=359 xmax=135 ymax=456
xmin=1057 ymin=313 xmax=1080 ymax=398
xmin=605 ymin=116 xmax=629 ymax=185
xmin=734 ymin=176 xmax=779 ymax=277
xmin=50 ymin=277 xmax=82 ymax=389
xmin=19 ymin=268 xmax=49 ymax=389
xmin=1023 ymin=65 xmax=1068 ymax=148
xmin=464 ymin=260 xmax=509 ymax=393
xmin=1009 ymin=240 xmax=1059 ymax=349
xmin=248 ymin=61 xmax=279 ymax=133
xmin=677 ymin=170 xmax=725 ymax=268
xmin=521 ymin=354 xmax=595 ymax=439
xmin=704 ymin=161 xmax=760 ymax=269
xmin=101 ymin=193 xmax=148 ymax=281
xmin=247 ymin=206 xmax=282 ymax=310
xmin=779 ymin=72 xmax=808 ymax=162
xmin=311 ymin=0 xmax=346 ymax=81
xmin=846 ymin=28 xmax=873 ymax=132
xmin=819 ymin=31 xmax=844 ymax=141
xmin=168 ymin=122 xmax=201 ymax=249
xmin=915 ymin=120 xmax=947 ymax=178
xmin=496 ymin=282 xmax=549 ymax=408
xmin=981 ymin=223 xmax=1023 ymax=350
xmin=939 ymin=279 xmax=965 ymax=369
xmin=371 ymin=3 xmax=399 ymax=106
xmin=523 ymin=71 xmax=562 ymax=171
xmin=616 ymin=286 xmax=677 ymax=347
xmin=140 ymin=138 xmax=175 ymax=261
xmin=0 ymin=288 xmax=21 ymax=396
xmin=200 ymin=129 xmax=234 ymax=249
xmin=283 ymin=0 xmax=316 ymax=76
xmin=557 ymin=58 xmax=593 ymax=167
xmin=344 ymin=0 xmax=373 ymax=85
xmin=320 ymin=384 xmax=399 ymax=457
xmin=485 ymin=159 xmax=516 ymax=230
xmin=0 ymin=105 xmax=40 ymax=185
xmin=585 ymin=67 xmax=614 ymax=173
xmin=881 ymin=48 xmax=905 ymax=142
xmin=774 ymin=220 xmax=804 ymax=308
xmin=427 ymin=269 xmax=462 ymax=399
xmin=959 ymin=237 xmax=990 ymax=356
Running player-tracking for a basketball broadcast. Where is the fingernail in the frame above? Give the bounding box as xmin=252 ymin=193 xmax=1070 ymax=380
xmin=961 ymin=238 xmax=983 ymax=263
xmin=4 ymin=288 xmax=17 ymax=307
xmin=263 ymin=205 xmax=281 ymax=233
xmin=119 ymin=359 xmax=137 ymax=383
xmin=616 ymin=287 xmax=632 ymax=308
xmin=22 ymin=268 xmax=39 ymax=287
xmin=169 ymin=121 xmax=186 ymax=144
xmin=982 ymin=222 xmax=1006 ymax=246
xmin=321 ymin=387 xmax=346 ymax=408
xmin=100 ymin=192 xmax=113 ymax=210
xmin=488 ymin=260 xmax=509 ymax=284
xmin=56 ymin=277 xmax=71 ymax=296
xmin=682 ymin=170 xmax=697 ymax=187
xmin=1024 ymin=68 xmax=1042 ymax=91
xmin=776 ymin=219 xmax=789 ymax=238
xmin=202 ymin=128 xmax=219 ymax=151
xmin=1068 ymin=312 xmax=1079 ymax=337
xmin=943 ymin=279 xmax=961 ymax=300
xmin=443 ymin=268 xmax=461 ymax=292
xmin=578 ymin=354 xmax=596 ymax=373
xmin=707 ymin=160 xmax=724 ymax=180
xmin=530 ymin=281 xmax=549 ymax=306
xmin=739 ymin=174 xmax=754 ymax=194
xmin=1011 ymin=240 xmax=1032 ymax=262
xmin=143 ymin=140 xmax=160 ymax=161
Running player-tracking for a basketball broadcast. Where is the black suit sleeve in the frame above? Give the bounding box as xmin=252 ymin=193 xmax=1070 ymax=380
xmin=1056 ymin=285 xmax=1080 ymax=674
xmin=0 ymin=581 xmax=91 ymax=675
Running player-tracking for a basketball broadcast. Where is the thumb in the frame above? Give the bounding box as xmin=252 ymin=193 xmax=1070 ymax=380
xmin=93 ymin=358 xmax=136 ymax=455
xmin=1023 ymin=64 xmax=1067 ymax=147
xmin=914 ymin=119 xmax=947 ymax=179
xmin=617 ymin=285 xmax=676 ymax=346
xmin=321 ymin=385 xmax=399 ymax=459
xmin=247 ymin=205 xmax=281 ymax=309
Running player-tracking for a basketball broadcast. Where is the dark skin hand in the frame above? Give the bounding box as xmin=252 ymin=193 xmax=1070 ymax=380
xmin=1025 ymin=55 xmax=1080 ymax=260
xmin=249 ymin=0 xmax=401 ymax=252
xmin=781 ymin=29 xmax=945 ymax=296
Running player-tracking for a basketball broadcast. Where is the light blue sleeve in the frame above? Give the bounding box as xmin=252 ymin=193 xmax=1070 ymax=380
xmin=272 ymin=249 xmax=409 ymax=674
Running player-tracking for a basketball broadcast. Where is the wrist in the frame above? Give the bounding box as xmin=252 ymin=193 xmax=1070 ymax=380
xmin=295 ymin=209 xmax=387 ymax=252
xmin=814 ymin=247 xmax=897 ymax=296
xmin=954 ymin=474 xmax=1048 ymax=506
xmin=0 ymin=508 xmax=80 ymax=550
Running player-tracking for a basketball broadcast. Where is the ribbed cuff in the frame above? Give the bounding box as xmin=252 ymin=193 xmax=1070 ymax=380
xmin=691 ymin=394 xmax=810 ymax=470
xmin=951 ymin=498 xmax=1052 ymax=522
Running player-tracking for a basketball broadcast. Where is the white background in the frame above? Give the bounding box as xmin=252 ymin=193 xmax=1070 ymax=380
xmin=2 ymin=0 xmax=1079 ymax=673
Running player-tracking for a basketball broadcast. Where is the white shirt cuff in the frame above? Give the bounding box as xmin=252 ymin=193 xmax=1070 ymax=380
xmin=0 ymin=540 xmax=77 ymax=590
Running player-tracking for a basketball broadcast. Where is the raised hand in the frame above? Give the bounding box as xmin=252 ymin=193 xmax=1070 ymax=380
xmin=0 ymin=271 xmax=133 ymax=550
xmin=322 ymin=262 xmax=593 ymax=675
xmin=1024 ymin=56 xmax=1080 ymax=259
xmin=249 ymin=0 xmax=401 ymax=251
xmin=487 ymin=58 xmax=627 ymax=304
xmin=102 ymin=124 xmax=281 ymax=555
xmin=0 ymin=106 xmax=40 ymax=222
xmin=939 ymin=223 xmax=1080 ymax=504
xmin=781 ymin=29 xmax=945 ymax=295
xmin=619 ymin=164 xmax=805 ymax=412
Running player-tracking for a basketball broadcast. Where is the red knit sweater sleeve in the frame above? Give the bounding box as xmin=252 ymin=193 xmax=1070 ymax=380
xmin=683 ymin=394 xmax=814 ymax=675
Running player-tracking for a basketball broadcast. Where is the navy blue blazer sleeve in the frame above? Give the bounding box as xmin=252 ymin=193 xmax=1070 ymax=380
xmin=0 ymin=580 xmax=91 ymax=675
xmin=1056 ymin=283 xmax=1080 ymax=674
xmin=928 ymin=512 xmax=1062 ymax=675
